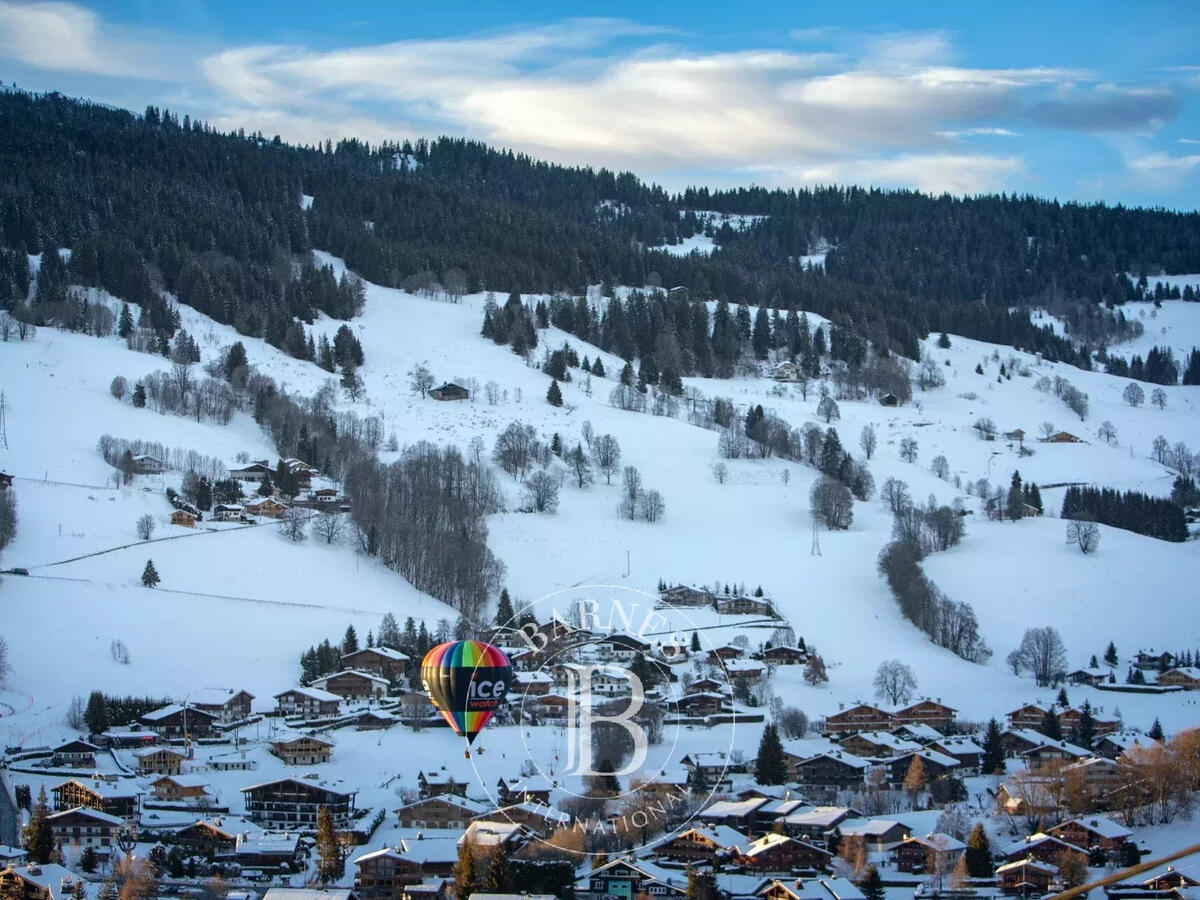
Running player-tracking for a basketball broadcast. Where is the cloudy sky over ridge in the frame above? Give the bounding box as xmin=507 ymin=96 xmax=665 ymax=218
xmin=1 ymin=0 xmax=1198 ymax=206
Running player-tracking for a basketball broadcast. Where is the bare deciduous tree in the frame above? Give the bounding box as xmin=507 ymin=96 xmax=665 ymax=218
xmin=279 ymin=507 xmax=311 ymax=542
xmin=110 ymin=376 xmax=128 ymax=401
xmin=881 ymin=477 xmax=911 ymax=515
xmin=523 ymin=471 xmax=560 ymax=513
xmin=408 ymin=364 xmax=435 ymax=398
xmin=314 ymin=512 xmax=345 ymax=545
xmin=594 ymin=434 xmax=621 ymax=484
xmin=620 ymin=465 xmax=642 ymax=520
xmin=136 ymin=514 xmax=155 ymax=541
xmin=1011 ymin=626 xmax=1068 ymax=686
xmin=873 ymin=659 xmax=918 ymax=705
xmin=711 ymin=461 xmax=729 ymax=484
xmin=1123 ymin=382 xmax=1145 ymax=407
xmin=1066 ymin=518 xmax=1101 ymax=555
xmin=810 ymin=476 xmax=853 ymax=530
xmin=900 ymin=437 xmax=918 ymax=463
xmin=639 ymin=489 xmax=666 ymax=523
xmin=860 ymin=424 xmax=877 ymax=460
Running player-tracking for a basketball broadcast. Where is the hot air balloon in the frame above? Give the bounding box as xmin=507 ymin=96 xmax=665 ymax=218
xmin=421 ymin=640 xmax=513 ymax=757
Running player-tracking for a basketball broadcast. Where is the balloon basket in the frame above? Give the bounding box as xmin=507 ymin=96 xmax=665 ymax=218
xmin=463 ymin=749 xmax=470 ymax=759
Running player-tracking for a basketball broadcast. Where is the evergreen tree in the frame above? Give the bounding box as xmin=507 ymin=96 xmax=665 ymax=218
xmin=495 ymin=588 xmax=515 ymax=628
xmin=981 ymin=718 xmax=1005 ymax=775
xmin=546 ymin=379 xmax=563 ymax=407
xmin=1056 ymin=687 xmax=1070 ymax=707
xmin=964 ymin=824 xmax=992 ymax=877
xmin=118 ymin=303 xmax=134 ymax=338
xmin=690 ymin=631 xmax=701 ymax=652
xmin=343 ymin=625 xmax=359 ymax=655
xmin=141 ymin=558 xmax=160 ymax=588
xmin=80 ymin=845 xmax=99 ymax=873
xmin=937 ymin=332 xmax=951 ymax=349
xmin=859 ymin=864 xmax=885 ymax=900
xmin=751 ymin=305 xmax=771 ymax=360
xmin=686 ymin=868 xmax=718 ymax=900
xmin=1104 ymin=641 xmax=1118 ymax=667
xmin=451 ymin=840 xmax=477 ymax=900
xmin=131 ymin=382 xmax=146 ymax=407
xmin=1148 ymin=718 xmax=1165 ymax=741
xmin=256 ymin=470 xmax=274 ymax=497
xmin=23 ymin=786 xmax=54 ymax=864
xmin=315 ymin=805 xmax=340 ymax=884
xmin=1039 ymin=707 xmax=1063 ymax=740
xmin=1073 ymin=700 xmax=1097 ymax=749
xmin=481 ymin=845 xmax=511 ymax=893
xmin=379 ymin=612 xmax=401 ymax=649
xmin=755 ymin=723 xmax=788 ymax=785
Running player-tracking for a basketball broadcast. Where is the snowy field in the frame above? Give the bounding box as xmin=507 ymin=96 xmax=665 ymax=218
xmin=1 ymin=249 xmax=1199 ymax=813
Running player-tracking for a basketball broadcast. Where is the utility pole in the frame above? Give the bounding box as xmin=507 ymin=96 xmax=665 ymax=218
xmin=810 ymin=508 xmax=822 ymax=557
xmin=0 ymin=392 xmax=7 ymax=449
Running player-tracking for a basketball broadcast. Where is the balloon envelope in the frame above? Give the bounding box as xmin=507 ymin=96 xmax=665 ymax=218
xmin=421 ymin=640 xmax=513 ymax=744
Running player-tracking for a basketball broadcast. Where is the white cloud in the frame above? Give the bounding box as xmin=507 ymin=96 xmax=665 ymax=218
xmin=752 ymin=153 xmax=1025 ymax=195
xmin=0 ymin=3 xmax=1189 ymax=198
xmin=0 ymin=0 xmax=192 ymax=79
xmin=1128 ymin=152 xmax=1200 ymax=174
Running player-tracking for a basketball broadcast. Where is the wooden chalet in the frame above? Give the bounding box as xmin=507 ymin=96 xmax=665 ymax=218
xmin=354 ymin=847 xmax=425 ymax=898
xmin=139 ymin=704 xmax=217 ymax=739
xmin=1157 ymin=666 xmax=1200 ymax=690
xmin=0 ymin=864 xmax=80 ymax=900
xmin=230 ymin=461 xmax=273 ymax=483
xmin=837 ymin=731 xmax=921 ymax=759
xmin=707 ymin=644 xmax=744 ymax=662
xmin=995 ymin=858 xmax=1058 ymax=894
xmin=245 ymin=497 xmax=289 ymax=518
xmin=51 ymin=740 xmax=98 ymax=768
xmin=680 ymin=751 xmax=740 ymax=786
xmin=1044 ymin=431 xmax=1083 ymax=443
xmin=496 ymin=776 xmax=553 ymax=806
xmin=578 ymin=858 xmax=688 ymax=900
xmin=471 ymin=802 xmax=569 ymax=835
xmin=240 ymin=778 xmax=357 ymax=830
xmin=791 ymin=752 xmax=871 ymax=792
xmin=190 ymin=688 xmax=255 ymax=723
xmin=340 ymin=647 xmax=410 ymax=681
xmin=929 ymin=737 xmax=984 ymax=775
xmin=270 ymin=734 xmax=334 ymax=765
xmin=892 ymin=699 xmax=957 ymax=730
xmin=1058 ymin=706 xmax=1120 ymax=737
xmin=134 ymin=746 xmax=186 ymax=776
xmin=396 ymin=795 xmax=486 ymax=829
xmin=781 ymin=806 xmax=862 ymax=846
xmin=880 ymin=750 xmax=959 ymax=786
xmin=893 ymin=833 xmax=965 ymax=874
xmin=173 ymin=819 xmax=237 ymax=856
xmin=1006 ymin=703 xmax=1053 ymax=730
xmin=417 ymin=770 xmax=469 ymax=799
xmin=47 ymin=807 xmax=121 ymax=854
xmin=652 ymin=825 xmax=748 ymax=863
xmin=659 ymin=584 xmax=717 ymax=607
xmin=274 ymin=687 xmax=343 ymax=718
xmin=824 ymin=703 xmax=894 ymax=735
xmin=839 ymin=819 xmax=913 ymax=851
xmin=51 ymin=779 xmax=139 ymax=819
xmin=131 ymin=454 xmax=168 ymax=474
xmin=1047 ymin=816 xmax=1132 ymax=852
xmin=170 ymin=509 xmax=197 ymax=527
xmin=1002 ymin=833 xmax=1089 ymax=868
xmin=229 ymin=830 xmax=302 ymax=870
xmin=595 ymin=632 xmax=651 ymax=660
xmin=772 ymin=361 xmax=801 ymax=382
xmin=675 ymin=692 xmax=730 ymax=718
xmin=429 ymin=383 xmax=469 ymax=401
xmin=212 ymin=503 xmax=244 ymax=522
xmin=310 ymin=669 xmax=390 ymax=704
xmin=1135 ymin=650 xmax=1175 ymax=671
xmin=716 ymin=594 xmax=776 ymax=616
xmin=355 ymin=710 xmax=398 ymax=731
xmin=149 ymin=775 xmax=210 ymax=802
xmin=1067 ymin=667 xmax=1113 ymax=687
xmin=734 ymin=833 xmax=832 ymax=871
xmin=764 ymin=645 xmax=807 ymax=665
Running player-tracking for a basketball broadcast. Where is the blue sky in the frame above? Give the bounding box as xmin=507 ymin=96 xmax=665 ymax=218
xmin=2 ymin=1 xmax=1199 ymax=207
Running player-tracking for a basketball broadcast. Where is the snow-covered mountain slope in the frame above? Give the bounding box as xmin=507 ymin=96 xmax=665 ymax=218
xmin=2 ymin=256 xmax=1199 ymax=758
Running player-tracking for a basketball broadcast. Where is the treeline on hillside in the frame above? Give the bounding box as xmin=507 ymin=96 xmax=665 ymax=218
xmin=7 ymin=89 xmax=1189 ymax=375
xmin=877 ymin=485 xmax=990 ymax=664
xmin=343 ymin=447 xmax=506 ymax=623
xmin=81 ymin=691 xmax=172 ymax=733
xmin=1061 ymin=486 xmax=1187 ymax=542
